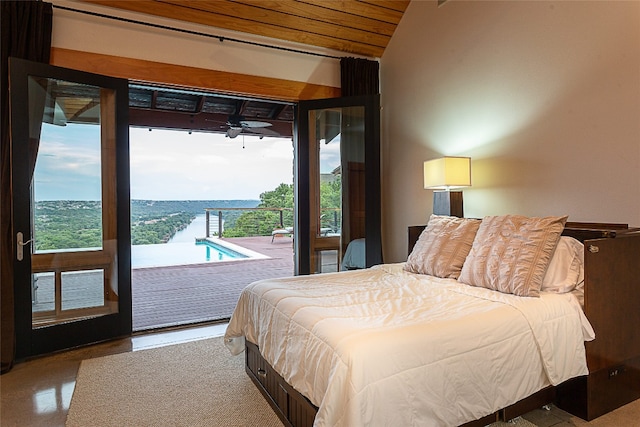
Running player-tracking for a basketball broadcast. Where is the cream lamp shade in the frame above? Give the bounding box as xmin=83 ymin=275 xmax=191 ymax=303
xmin=423 ymin=156 xmax=471 ymax=190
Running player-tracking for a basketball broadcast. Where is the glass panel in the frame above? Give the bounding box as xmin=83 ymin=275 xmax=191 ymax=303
xmin=32 ymin=272 xmax=54 ymax=313
xmin=315 ymin=250 xmax=339 ymax=274
xmin=314 ymin=106 xmax=366 ymax=271
xmin=308 ymin=105 xmax=367 ymax=272
xmin=10 ymin=58 xmax=130 ymax=357
xmin=26 ymin=75 xmax=116 ymax=327
xmin=317 ymin=109 xmax=343 ymax=238
xmin=297 ymin=94 xmax=380 ymax=275
xmin=339 ymin=106 xmax=366 ymax=258
xmin=61 ymin=270 xmax=105 ymax=310
xmin=30 ymin=77 xmax=103 ymax=253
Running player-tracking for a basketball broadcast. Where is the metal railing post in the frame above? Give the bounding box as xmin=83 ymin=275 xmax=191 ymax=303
xmin=202 ymin=207 xmax=294 ymax=237
xmin=205 ymin=210 xmax=210 ymax=238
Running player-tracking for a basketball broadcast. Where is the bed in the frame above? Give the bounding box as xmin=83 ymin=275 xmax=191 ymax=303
xmin=224 ymin=215 xmax=640 ymax=426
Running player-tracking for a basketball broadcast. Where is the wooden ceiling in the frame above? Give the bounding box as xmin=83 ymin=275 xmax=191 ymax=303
xmin=71 ymin=1 xmax=411 ymax=137
xmin=82 ymin=0 xmax=411 ymax=58
xmin=128 ymin=84 xmax=296 ymax=138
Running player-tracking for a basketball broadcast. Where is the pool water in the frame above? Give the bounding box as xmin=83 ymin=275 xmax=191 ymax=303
xmin=132 ymin=239 xmax=248 ymax=268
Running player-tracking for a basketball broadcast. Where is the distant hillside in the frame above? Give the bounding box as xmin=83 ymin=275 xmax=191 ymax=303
xmin=130 ymin=200 xmax=260 ymax=244
xmin=34 ymin=200 xmax=261 ymax=249
xmin=131 ymin=199 xmax=260 ymax=216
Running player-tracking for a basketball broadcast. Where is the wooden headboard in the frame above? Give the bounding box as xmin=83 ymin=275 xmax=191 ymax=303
xmin=557 ymin=225 xmax=640 ymax=420
xmin=407 ymin=221 xmax=635 ymax=255
xmin=407 ymin=221 xmax=640 ymax=420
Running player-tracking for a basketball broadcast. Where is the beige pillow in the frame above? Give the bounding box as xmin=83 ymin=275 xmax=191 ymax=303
xmin=405 ymin=215 xmax=481 ymax=279
xmin=541 ymin=236 xmax=584 ymax=293
xmin=458 ymin=215 xmax=568 ymax=297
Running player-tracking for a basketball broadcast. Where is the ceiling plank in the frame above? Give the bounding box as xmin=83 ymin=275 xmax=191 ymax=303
xmin=80 ymin=0 xmax=396 ymax=57
xmin=301 ymin=0 xmax=407 ymax=23
xmin=358 ymin=0 xmax=412 ymax=14
xmin=162 ymin=0 xmax=390 ymax=48
xmin=228 ymin=0 xmax=397 ymax=37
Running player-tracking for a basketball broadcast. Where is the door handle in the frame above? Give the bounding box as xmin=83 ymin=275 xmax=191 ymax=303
xmin=16 ymin=232 xmax=32 ymax=261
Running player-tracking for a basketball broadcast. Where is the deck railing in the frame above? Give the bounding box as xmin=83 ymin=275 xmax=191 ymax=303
xmin=203 ymin=207 xmax=340 ymax=237
xmin=204 ymin=207 xmax=293 ymax=238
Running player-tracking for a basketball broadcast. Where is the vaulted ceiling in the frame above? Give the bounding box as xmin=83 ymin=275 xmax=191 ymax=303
xmin=83 ymin=0 xmax=411 ymax=58
xmin=77 ymin=0 xmax=411 ymax=138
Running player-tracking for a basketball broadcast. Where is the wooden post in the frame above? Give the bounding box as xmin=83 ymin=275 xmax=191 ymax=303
xmin=205 ymin=210 xmax=210 ymax=238
xmin=218 ymin=210 xmax=223 ymax=237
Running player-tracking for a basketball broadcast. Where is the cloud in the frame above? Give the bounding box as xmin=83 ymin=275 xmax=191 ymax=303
xmin=34 ymin=124 xmax=294 ymax=201
xmin=129 ymin=128 xmax=294 ymax=200
xmin=34 ymin=123 xmax=102 ymax=200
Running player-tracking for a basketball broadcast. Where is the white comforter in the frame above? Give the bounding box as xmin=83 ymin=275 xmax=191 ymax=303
xmin=224 ymin=263 xmax=593 ymax=427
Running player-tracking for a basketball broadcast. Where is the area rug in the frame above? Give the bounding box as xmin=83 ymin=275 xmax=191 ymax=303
xmin=490 ymin=417 xmax=537 ymax=427
xmin=66 ymin=337 xmax=282 ymax=427
xmin=67 ymin=335 xmax=542 ymax=427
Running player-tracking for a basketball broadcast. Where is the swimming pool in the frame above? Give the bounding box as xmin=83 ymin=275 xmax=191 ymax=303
xmin=131 ymin=239 xmax=262 ymax=268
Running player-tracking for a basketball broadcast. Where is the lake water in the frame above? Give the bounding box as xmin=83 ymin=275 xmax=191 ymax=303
xmin=132 ymin=214 xmax=239 ymax=268
xmin=167 ymin=214 xmax=209 ymax=244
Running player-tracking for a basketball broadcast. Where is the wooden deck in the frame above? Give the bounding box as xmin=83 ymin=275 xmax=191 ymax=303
xmin=132 ymin=235 xmax=294 ymax=331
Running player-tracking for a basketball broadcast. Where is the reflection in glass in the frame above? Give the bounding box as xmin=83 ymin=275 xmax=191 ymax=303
xmin=311 ymin=106 xmax=366 ymax=273
xmin=316 ymin=250 xmax=339 ymax=273
xmin=317 ymin=109 xmax=342 ymax=238
xmin=338 ymin=106 xmax=366 ymax=246
xmin=61 ymin=269 xmax=105 ymax=310
xmin=26 ymin=76 xmax=116 ymax=327
xmin=30 ymin=76 xmax=103 ymax=253
xmin=32 ymin=272 xmax=54 ymax=312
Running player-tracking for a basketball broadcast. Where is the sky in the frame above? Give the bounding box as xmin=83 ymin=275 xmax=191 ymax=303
xmin=34 ymin=123 xmax=306 ymax=201
xmin=128 ymin=127 xmax=295 ymax=200
xmin=34 ymin=123 xmax=103 ymax=201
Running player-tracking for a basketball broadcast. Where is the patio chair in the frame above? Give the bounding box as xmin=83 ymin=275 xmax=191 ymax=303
xmin=271 ymin=227 xmax=293 ymax=243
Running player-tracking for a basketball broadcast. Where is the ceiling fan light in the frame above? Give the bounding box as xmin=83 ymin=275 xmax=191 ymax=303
xmin=226 ymin=128 xmax=243 ymax=138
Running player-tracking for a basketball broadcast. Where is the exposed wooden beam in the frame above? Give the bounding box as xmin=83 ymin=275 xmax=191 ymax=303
xmin=129 ymin=108 xmax=293 ymax=138
xmin=50 ymin=48 xmax=340 ymax=102
xmin=270 ymin=104 xmax=287 ymax=121
xmin=195 ymin=95 xmax=205 ymax=114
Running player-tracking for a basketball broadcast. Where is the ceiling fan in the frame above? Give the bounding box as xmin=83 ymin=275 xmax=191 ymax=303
xmin=223 ymin=114 xmax=280 ymax=139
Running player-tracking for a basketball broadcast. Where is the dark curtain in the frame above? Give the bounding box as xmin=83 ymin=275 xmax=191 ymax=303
xmin=340 ymin=57 xmax=380 ymax=96
xmin=1 ymin=0 xmax=53 ymax=374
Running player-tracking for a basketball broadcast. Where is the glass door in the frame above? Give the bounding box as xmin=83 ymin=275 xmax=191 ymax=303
xmin=10 ymin=58 xmax=131 ymax=358
xmin=295 ymin=95 xmax=381 ymax=275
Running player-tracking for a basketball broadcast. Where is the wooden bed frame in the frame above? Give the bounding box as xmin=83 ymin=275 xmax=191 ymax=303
xmin=244 ymin=222 xmax=640 ymax=427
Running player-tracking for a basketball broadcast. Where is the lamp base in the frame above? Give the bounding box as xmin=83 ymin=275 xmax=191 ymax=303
xmin=433 ymin=191 xmax=464 ymax=218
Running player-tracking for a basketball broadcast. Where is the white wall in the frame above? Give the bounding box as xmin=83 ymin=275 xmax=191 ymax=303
xmin=50 ymin=0 xmax=640 ymax=264
xmin=381 ymin=0 xmax=640 ymax=262
xmin=50 ymin=0 xmax=341 ymax=88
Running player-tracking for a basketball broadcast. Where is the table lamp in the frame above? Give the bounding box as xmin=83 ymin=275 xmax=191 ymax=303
xmin=423 ymin=156 xmax=471 ymax=218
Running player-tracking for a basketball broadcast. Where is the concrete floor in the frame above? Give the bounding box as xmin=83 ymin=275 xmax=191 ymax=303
xmin=0 ymin=323 xmax=227 ymax=427
xmin=1 ymin=322 xmax=640 ymax=427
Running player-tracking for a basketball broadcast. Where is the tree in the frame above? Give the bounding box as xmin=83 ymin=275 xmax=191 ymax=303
xmin=224 ymin=179 xmax=342 ymax=237
xmin=319 ymin=177 xmax=342 ymax=231
xmin=225 ymin=183 xmax=295 ymax=237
